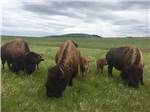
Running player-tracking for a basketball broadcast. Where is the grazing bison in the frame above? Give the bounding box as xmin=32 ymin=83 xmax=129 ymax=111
xmin=106 ymin=46 xmax=144 ymax=88
xmin=46 ymin=40 xmax=80 ymax=97
xmin=1 ymin=38 xmax=43 ymax=74
xmin=1 ymin=39 xmax=30 ymax=70
xmin=80 ymin=56 xmax=91 ymax=78
xmin=96 ymin=58 xmax=107 ymax=73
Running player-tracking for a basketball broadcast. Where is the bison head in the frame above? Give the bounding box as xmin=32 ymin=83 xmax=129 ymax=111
xmin=45 ymin=65 xmax=68 ymax=97
xmin=23 ymin=52 xmax=42 ymax=74
xmin=36 ymin=53 xmax=44 ymax=65
xmin=123 ymin=65 xmax=143 ymax=88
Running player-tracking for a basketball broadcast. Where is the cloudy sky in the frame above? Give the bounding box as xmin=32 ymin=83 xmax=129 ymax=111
xmin=2 ymin=0 xmax=150 ymax=37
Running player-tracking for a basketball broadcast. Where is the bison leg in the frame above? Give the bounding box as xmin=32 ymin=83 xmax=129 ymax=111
xmin=140 ymin=70 xmax=144 ymax=85
xmin=69 ymin=74 xmax=76 ymax=86
xmin=2 ymin=59 xmax=6 ymax=69
xmin=85 ymin=70 xmax=88 ymax=77
xmin=81 ymin=73 xmax=84 ymax=79
xmin=97 ymin=69 xmax=99 ymax=73
xmin=69 ymin=77 xmax=73 ymax=86
xmin=11 ymin=60 xmax=20 ymax=74
xmin=140 ymin=77 xmax=144 ymax=85
xmin=108 ymin=65 xmax=113 ymax=77
xmin=7 ymin=61 xmax=11 ymax=70
xmin=97 ymin=65 xmax=99 ymax=73
xmin=101 ymin=66 xmax=104 ymax=73
xmin=69 ymin=67 xmax=78 ymax=86
xmin=69 ymin=72 xmax=76 ymax=86
xmin=80 ymin=70 xmax=84 ymax=79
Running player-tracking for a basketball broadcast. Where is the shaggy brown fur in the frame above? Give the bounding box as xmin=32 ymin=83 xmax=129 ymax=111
xmin=46 ymin=40 xmax=80 ymax=97
xmin=1 ymin=38 xmax=30 ymax=70
xmin=55 ymin=40 xmax=78 ymax=63
xmin=106 ymin=45 xmax=144 ymax=88
xmin=80 ymin=56 xmax=91 ymax=78
xmin=96 ymin=58 xmax=107 ymax=73
xmin=1 ymin=38 xmax=43 ymax=74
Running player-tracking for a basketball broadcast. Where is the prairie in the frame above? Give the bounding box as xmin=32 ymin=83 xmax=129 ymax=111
xmin=1 ymin=36 xmax=150 ymax=112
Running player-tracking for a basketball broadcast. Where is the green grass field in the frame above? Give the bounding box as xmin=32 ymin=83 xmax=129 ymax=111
xmin=1 ymin=36 xmax=150 ymax=112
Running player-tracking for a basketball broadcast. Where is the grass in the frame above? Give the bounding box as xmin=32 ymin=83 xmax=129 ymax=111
xmin=1 ymin=36 xmax=150 ymax=112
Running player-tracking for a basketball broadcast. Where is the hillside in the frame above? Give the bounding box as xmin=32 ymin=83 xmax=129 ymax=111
xmin=43 ymin=33 xmax=102 ymax=38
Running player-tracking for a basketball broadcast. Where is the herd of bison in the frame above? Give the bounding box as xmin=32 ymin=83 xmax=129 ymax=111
xmin=1 ymin=38 xmax=144 ymax=98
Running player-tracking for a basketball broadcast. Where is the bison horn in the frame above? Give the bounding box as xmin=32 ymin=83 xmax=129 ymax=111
xmin=59 ymin=66 xmax=65 ymax=76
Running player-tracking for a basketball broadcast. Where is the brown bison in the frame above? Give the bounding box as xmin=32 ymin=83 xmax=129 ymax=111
xmin=46 ymin=40 xmax=80 ymax=97
xmin=80 ymin=56 xmax=91 ymax=78
xmin=106 ymin=46 xmax=144 ymax=88
xmin=1 ymin=38 xmax=43 ymax=74
xmin=55 ymin=40 xmax=78 ymax=63
xmin=96 ymin=58 xmax=107 ymax=73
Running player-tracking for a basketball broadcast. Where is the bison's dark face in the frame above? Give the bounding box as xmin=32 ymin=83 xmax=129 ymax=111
xmin=124 ymin=66 xmax=143 ymax=88
xmin=36 ymin=54 xmax=44 ymax=64
xmin=24 ymin=52 xmax=41 ymax=74
xmin=46 ymin=65 xmax=67 ymax=97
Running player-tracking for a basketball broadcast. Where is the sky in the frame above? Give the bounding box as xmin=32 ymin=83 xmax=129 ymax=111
xmin=1 ymin=0 xmax=150 ymax=37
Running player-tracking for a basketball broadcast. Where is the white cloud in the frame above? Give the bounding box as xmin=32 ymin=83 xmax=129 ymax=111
xmin=1 ymin=0 xmax=150 ymax=37
xmin=114 ymin=9 xmax=148 ymax=23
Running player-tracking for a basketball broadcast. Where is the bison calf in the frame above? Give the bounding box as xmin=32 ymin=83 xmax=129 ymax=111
xmin=80 ymin=56 xmax=91 ymax=78
xmin=96 ymin=58 xmax=107 ymax=73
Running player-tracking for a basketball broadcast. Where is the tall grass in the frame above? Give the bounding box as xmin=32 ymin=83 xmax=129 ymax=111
xmin=1 ymin=36 xmax=150 ymax=112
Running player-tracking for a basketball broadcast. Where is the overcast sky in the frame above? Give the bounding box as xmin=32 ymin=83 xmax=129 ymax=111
xmin=1 ymin=0 xmax=150 ymax=37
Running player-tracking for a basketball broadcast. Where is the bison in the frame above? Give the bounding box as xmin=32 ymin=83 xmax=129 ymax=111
xmin=55 ymin=40 xmax=78 ymax=63
xmin=1 ymin=38 xmax=43 ymax=74
xmin=46 ymin=40 xmax=80 ymax=97
xmin=80 ymin=56 xmax=91 ymax=78
xmin=106 ymin=46 xmax=144 ymax=88
xmin=96 ymin=58 xmax=107 ymax=73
